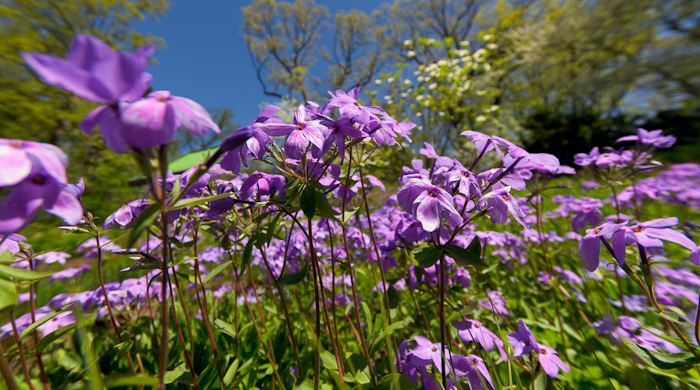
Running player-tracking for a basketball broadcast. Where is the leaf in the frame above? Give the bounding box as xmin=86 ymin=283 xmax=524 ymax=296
xmin=202 ymin=260 xmax=232 ymax=284
xmin=277 ymin=263 xmax=309 ymax=285
xmin=103 ymin=374 xmax=158 ymax=388
xmin=370 ymin=321 xmax=407 ymax=354
xmin=19 ymin=305 xmax=70 ymax=340
xmin=387 ymin=285 xmax=399 ymax=309
xmin=37 ymin=321 xmax=85 ymax=352
xmin=622 ymin=337 xmax=700 ymax=370
xmin=0 ymin=265 xmax=53 ymax=281
xmin=127 ymin=203 xmax=160 ymax=249
xmin=294 ymin=379 xmax=315 ymax=390
xmin=170 ymin=193 xmax=231 ymax=211
xmin=164 ymin=370 xmax=194 ymax=385
xmin=0 ymin=250 xmax=14 ymax=263
xmin=371 ymin=373 xmax=417 ymax=390
xmin=214 ymin=319 xmax=237 ymax=339
xmin=320 ymin=350 xmax=338 ymax=371
xmin=300 ymin=184 xmax=316 ymax=219
xmin=342 ymin=207 xmax=360 ymax=224
xmin=224 ymin=359 xmax=239 ymax=386
xmin=315 ymin=190 xmax=339 ymax=216
xmin=659 ymin=310 xmax=689 ymax=325
xmin=171 ymin=148 xmax=218 ymax=171
xmin=241 ymin=238 xmax=254 ymax=271
xmin=411 ymin=246 xmax=443 ymax=268
xmin=0 ymin=278 xmax=17 ymax=311
xmin=446 ymin=237 xmax=484 ymax=268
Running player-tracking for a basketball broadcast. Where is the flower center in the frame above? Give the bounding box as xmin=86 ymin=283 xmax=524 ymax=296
xmin=296 ymin=124 xmax=305 ymax=130
xmin=502 ymin=194 xmax=510 ymax=201
xmin=156 ymin=97 xmax=168 ymax=102
xmin=541 ymin=350 xmax=546 ymax=355
xmin=525 ymin=341 xmax=530 ymax=346
xmin=431 ymin=347 xmax=437 ymax=352
xmin=428 ymin=188 xmax=439 ymax=197
xmin=594 ymin=228 xmax=601 ymax=234
xmin=462 ymin=171 xmax=469 ymax=177
xmin=31 ymin=174 xmax=46 ymax=186
xmin=10 ymin=140 xmax=23 ymax=148
xmin=634 ymin=226 xmax=643 ymax=232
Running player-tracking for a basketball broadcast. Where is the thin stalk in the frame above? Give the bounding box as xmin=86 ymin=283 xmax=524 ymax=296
xmin=27 ymin=256 xmax=50 ymax=390
xmin=167 ymin=274 xmax=200 ymax=390
xmin=191 ymin=226 xmax=226 ymax=390
xmin=10 ymin=310 xmax=35 ymax=390
xmin=95 ymin=234 xmax=137 ymax=373
xmin=339 ymin=155 xmax=376 ymax=385
xmin=0 ymin=344 xmax=17 ymax=390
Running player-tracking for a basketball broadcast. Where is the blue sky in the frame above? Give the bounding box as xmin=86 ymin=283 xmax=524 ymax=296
xmin=135 ymin=0 xmax=383 ymax=125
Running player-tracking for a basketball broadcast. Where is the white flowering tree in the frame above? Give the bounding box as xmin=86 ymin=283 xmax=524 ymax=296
xmin=373 ymin=34 xmax=502 ymax=158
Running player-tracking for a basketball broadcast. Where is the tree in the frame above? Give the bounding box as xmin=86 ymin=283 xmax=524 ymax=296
xmin=0 ymin=0 xmax=169 ymax=218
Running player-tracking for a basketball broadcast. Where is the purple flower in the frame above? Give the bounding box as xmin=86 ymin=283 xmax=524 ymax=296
xmin=397 ymin=179 xmax=462 ymax=232
xmin=507 ymin=320 xmax=540 ymax=357
xmin=408 ymin=335 xmax=453 ymax=374
xmin=239 ymin=172 xmax=286 ymax=200
xmin=452 ymin=354 xmax=494 ymax=390
xmin=0 ymin=139 xmax=68 ymax=187
xmin=36 ymin=251 xmax=70 ymax=265
xmin=476 ymin=187 xmax=529 ymax=228
xmin=119 ymin=90 xmax=220 ymax=150
xmin=21 ymin=35 xmax=153 ymax=104
xmin=0 ymin=234 xmax=25 ymax=254
xmin=327 ymin=87 xmax=384 ymax=125
xmin=452 ymin=319 xmax=507 ymax=361
xmin=574 ymin=147 xmax=600 ymax=166
xmin=318 ymin=118 xmax=366 ymax=163
xmin=0 ymin=170 xmax=83 ymax=234
xmin=617 ymin=128 xmax=676 ymax=148
xmin=538 ymin=345 xmax=569 ymax=378
xmin=103 ymin=199 xmax=150 ymax=230
xmin=622 ymin=217 xmax=696 ymax=251
xmin=259 ymin=105 xmax=326 ymax=159
xmin=49 ymin=264 xmax=90 ymax=282
xmin=577 ymin=222 xmax=627 ymax=271
xmin=38 ymin=311 xmax=76 ymax=336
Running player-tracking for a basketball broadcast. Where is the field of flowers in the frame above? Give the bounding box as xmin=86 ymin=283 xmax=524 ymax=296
xmin=1 ymin=35 xmax=700 ymax=390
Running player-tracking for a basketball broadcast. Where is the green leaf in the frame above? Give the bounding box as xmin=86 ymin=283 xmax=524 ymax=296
xmin=0 ymin=264 xmax=53 ymax=281
xmin=214 ymin=319 xmax=237 ymax=339
xmin=103 ymin=374 xmax=158 ymax=388
xmin=0 ymin=278 xmax=17 ymax=311
xmin=445 ymin=237 xmax=484 ymax=268
xmin=342 ymin=208 xmax=360 ymax=224
xmin=0 ymin=250 xmax=14 ymax=263
xmin=170 ymin=193 xmax=231 ymax=211
xmin=387 ymin=285 xmax=399 ymax=309
xmin=659 ymin=310 xmax=689 ymax=325
xmin=202 ymin=260 xmax=233 ymax=284
xmin=315 ymin=190 xmax=339 ymax=216
xmin=411 ymin=246 xmax=443 ymax=268
xmin=320 ymin=350 xmax=338 ymax=371
xmin=19 ymin=305 xmax=71 ymax=340
xmin=371 ymin=373 xmax=417 ymax=390
xmin=300 ymin=184 xmax=317 ymax=219
xmin=294 ymin=379 xmax=315 ymax=390
xmin=224 ymin=358 xmax=239 ymax=386
xmin=164 ymin=370 xmax=194 ymax=385
xmin=37 ymin=320 xmax=85 ymax=352
xmin=370 ymin=321 xmax=407 ymax=354
xmin=241 ymin=238 xmax=254 ymax=270
xmin=277 ymin=263 xmax=309 ymax=285
xmin=168 ymin=147 xmax=218 ymax=173
xmin=622 ymin=337 xmax=700 ymax=370
xmin=127 ymin=203 xmax=160 ymax=249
